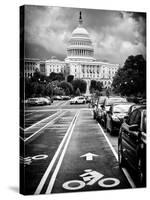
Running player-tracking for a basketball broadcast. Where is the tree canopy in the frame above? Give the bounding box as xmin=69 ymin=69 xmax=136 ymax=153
xmin=112 ymin=55 xmax=146 ymax=97
xmin=72 ymin=79 xmax=87 ymax=94
xmin=90 ymin=80 xmax=103 ymax=93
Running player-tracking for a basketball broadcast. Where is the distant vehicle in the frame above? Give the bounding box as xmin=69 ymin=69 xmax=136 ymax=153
xmin=70 ymin=96 xmax=86 ymax=104
xmin=53 ymin=96 xmax=62 ymax=100
xmin=45 ymin=96 xmax=53 ymax=104
xmin=118 ymin=106 xmax=146 ymax=186
xmin=106 ymin=102 xmax=134 ymax=134
xmin=27 ymin=98 xmax=45 ymax=106
xmin=61 ymin=96 xmax=71 ymax=100
xmin=93 ymin=96 xmax=107 ymax=120
xmin=40 ymin=97 xmax=51 ymax=105
xmin=100 ymin=97 xmax=127 ymax=127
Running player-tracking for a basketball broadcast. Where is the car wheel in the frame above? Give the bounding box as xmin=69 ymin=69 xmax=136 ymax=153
xmin=75 ymin=101 xmax=77 ymax=104
xmin=118 ymin=140 xmax=125 ymax=167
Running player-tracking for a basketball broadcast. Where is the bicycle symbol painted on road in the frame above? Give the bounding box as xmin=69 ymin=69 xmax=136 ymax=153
xmin=62 ymin=169 xmax=120 ymax=190
xmin=20 ymin=154 xmax=48 ymax=166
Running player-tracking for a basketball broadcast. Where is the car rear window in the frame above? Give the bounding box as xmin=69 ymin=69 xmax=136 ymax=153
xmin=113 ymin=104 xmax=132 ymax=113
xmin=105 ymin=98 xmax=127 ymax=105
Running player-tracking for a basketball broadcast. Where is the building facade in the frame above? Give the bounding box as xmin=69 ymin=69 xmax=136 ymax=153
xmin=25 ymin=12 xmax=119 ymax=94
xmin=24 ymin=58 xmax=40 ymax=78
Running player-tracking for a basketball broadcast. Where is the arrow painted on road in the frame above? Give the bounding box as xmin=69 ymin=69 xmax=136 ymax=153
xmin=80 ymin=153 xmax=99 ymax=161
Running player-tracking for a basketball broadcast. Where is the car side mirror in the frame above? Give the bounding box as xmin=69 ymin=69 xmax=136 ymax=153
xmin=129 ymin=124 xmax=139 ymax=131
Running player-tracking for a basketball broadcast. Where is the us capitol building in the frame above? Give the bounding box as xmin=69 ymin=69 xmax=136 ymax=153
xmin=25 ymin=12 xmax=119 ymax=93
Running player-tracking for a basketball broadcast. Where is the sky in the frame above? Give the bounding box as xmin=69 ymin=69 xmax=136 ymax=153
xmin=24 ymin=5 xmax=146 ymax=65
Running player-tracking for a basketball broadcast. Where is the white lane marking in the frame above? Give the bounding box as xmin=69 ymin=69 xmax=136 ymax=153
xmin=20 ymin=136 xmax=24 ymax=141
xmin=80 ymin=152 xmax=99 ymax=161
xmin=34 ymin=111 xmax=79 ymax=195
xmin=45 ymin=111 xmax=80 ymax=194
xmin=25 ymin=112 xmax=33 ymax=116
xmin=24 ymin=111 xmax=67 ymax=143
xmin=96 ymin=118 xmax=136 ymax=188
xmin=59 ymin=100 xmax=69 ymax=107
xmin=20 ymin=126 xmax=24 ymax=131
xmin=24 ymin=110 xmax=61 ymax=131
xmin=122 ymin=168 xmax=136 ymax=188
xmin=97 ymin=123 xmax=118 ymax=160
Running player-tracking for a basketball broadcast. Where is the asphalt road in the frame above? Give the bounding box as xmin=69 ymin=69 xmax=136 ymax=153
xmin=20 ymin=100 xmax=136 ymax=195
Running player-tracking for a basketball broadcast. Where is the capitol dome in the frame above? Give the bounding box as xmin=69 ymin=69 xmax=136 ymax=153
xmin=66 ymin=12 xmax=95 ymax=61
xmin=72 ymin=27 xmax=89 ymax=36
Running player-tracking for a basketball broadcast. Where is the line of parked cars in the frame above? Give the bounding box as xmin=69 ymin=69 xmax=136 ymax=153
xmin=25 ymin=95 xmax=71 ymax=106
xmin=93 ymin=95 xmax=146 ymax=186
xmin=27 ymin=97 xmax=52 ymax=106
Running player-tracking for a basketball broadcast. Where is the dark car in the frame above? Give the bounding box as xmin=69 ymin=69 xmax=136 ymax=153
xmin=100 ymin=97 xmax=127 ymax=127
xmin=118 ymin=106 xmax=146 ymax=186
xmin=128 ymin=104 xmax=146 ymax=115
xmin=106 ymin=102 xmax=134 ymax=134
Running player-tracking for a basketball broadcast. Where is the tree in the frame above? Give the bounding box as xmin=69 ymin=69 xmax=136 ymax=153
xmin=49 ymin=72 xmax=65 ymax=82
xmin=90 ymin=80 xmax=103 ymax=93
xmin=67 ymin=75 xmax=74 ymax=82
xmin=96 ymin=81 xmax=103 ymax=92
xmin=112 ymin=55 xmax=146 ymax=97
xmin=75 ymin=88 xmax=81 ymax=96
xmin=59 ymin=81 xmax=73 ymax=95
xmin=72 ymin=79 xmax=87 ymax=94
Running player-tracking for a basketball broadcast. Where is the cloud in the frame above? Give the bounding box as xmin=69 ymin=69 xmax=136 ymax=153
xmin=24 ymin=5 xmax=146 ymax=65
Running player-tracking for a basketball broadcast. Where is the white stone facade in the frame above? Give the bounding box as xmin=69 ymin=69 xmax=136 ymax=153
xmin=24 ymin=58 xmax=40 ymax=78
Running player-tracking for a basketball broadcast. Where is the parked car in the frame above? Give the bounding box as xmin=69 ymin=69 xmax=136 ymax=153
xmin=93 ymin=96 xmax=107 ymax=120
xmin=70 ymin=96 xmax=86 ymax=104
xmin=27 ymin=98 xmax=45 ymax=106
xmin=128 ymin=104 xmax=146 ymax=116
xmin=61 ymin=96 xmax=71 ymax=100
xmin=118 ymin=106 xmax=146 ymax=186
xmin=106 ymin=102 xmax=134 ymax=134
xmin=40 ymin=97 xmax=51 ymax=105
xmin=53 ymin=96 xmax=63 ymax=100
xmin=100 ymin=97 xmax=127 ymax=127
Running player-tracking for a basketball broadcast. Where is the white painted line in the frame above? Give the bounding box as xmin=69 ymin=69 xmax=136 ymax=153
xmin=20 ymin=126 xmax=24 ymax=131
xmin=97 ymin=123 xmax=118 ymax=160
xmin=25 ymin=112 xmax=33 ymax=116
xmin=24 ymin=110 xmax=61 ymax=131
xmin=46 ymin=111 xmax=80 ymax=194
xmin=122 ymin=168 xmax=136 ymax=188
xmin=20 ymin=136 xmax=24 ymax=141
xmin=34 ymin=111 xmax=79 ymax=195
xmin=24 ymin=111 xmax=67 ymax=143
xmin=95 ymin=115 xmax=136 ymax=188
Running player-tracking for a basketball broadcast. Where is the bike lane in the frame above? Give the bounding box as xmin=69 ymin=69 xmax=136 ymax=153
xmin=50 ymin=110 xmax=131 ymax=193
xmin=20 ymin=110 xmax=77 ymax=195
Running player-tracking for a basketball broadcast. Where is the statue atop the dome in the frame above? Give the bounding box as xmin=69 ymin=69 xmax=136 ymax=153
xmin=79 ymin=11 xmax=83 ymax=26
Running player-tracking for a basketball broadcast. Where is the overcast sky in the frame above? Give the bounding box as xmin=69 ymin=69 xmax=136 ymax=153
xmin=24 ymin=5 xmax=146 ymax=65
